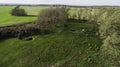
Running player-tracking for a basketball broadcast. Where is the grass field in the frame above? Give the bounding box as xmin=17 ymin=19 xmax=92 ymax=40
xmin=0 ymin=22 xmax=103 ymax=67
xmin=0 ymin=6 xmax=119 ymax=67
xmin=0 ymin=6 xmax=48 ymax=26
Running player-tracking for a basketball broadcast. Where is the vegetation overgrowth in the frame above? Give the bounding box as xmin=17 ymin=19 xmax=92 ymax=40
xmin=69 ymin=7 xmax=120 ymax=66
xmin=0 ymin=6 xmax=120 ymax=67
xmin=0 ymin=22 xmax=51 ymax=39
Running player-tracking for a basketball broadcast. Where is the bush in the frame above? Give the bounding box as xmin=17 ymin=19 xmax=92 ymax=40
xmin=11 ymin=6 xmax=27 ymax=16
xmin=36 ymin=7 xmax=68 ymax=31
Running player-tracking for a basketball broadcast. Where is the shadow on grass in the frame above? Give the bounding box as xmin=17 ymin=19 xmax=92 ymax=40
xmin=14 ymin=15 xmax=37 ymax=17
xmin=0 ymin=36 xmax=16 ymax=42
xmin=68 ymin=19 xmax=88 ymax=23
xmin=25 ymin=15 xmax=37 ymax=17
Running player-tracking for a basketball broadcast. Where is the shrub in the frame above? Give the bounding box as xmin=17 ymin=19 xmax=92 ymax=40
xmin=10 ymin=6 xmax=27 ymax=16
xmin=69 ymin=7 xmax=120 ymax=66
xmin=36 ymin=7 xmax=68 ymax=31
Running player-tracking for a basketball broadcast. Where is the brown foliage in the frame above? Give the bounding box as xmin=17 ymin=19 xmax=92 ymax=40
xmin=0 ymin=22 xmax=51 ymax=39
xmin=36 ymin=7 xmax=68 ymax=30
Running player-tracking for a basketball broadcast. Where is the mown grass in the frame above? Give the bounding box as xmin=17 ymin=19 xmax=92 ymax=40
xmin=0 ymin=6 xmax=48 ymax=26
xmin=0 ymin=22 xmax=102 ymax=67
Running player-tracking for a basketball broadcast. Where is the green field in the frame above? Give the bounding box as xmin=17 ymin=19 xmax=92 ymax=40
xmin=0 ymin=6 xmax=48 ymax=26
xmin=0 ymin=22 xmax=103 ymax=67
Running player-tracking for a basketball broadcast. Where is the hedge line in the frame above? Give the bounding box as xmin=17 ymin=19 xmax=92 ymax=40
xmin=0 ymin=22 xmax=51 ymax=39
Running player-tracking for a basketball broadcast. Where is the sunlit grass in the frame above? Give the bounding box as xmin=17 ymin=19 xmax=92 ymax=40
xmin=0 ymin=6 xmax=48 ymax=26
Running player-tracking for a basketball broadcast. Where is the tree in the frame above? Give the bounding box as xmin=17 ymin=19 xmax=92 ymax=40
xmin=36 ymin=7 xmax=68 ymax=31
xmin=10 ymin=6 xmax=27 ymax=16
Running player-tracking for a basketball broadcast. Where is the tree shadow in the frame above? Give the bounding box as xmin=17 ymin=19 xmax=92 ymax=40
xmin=0 ymin=36 xmax=16 ymax=42
xmin=15 ymin=15 xmax=37 ymax=17
xmin=25 ymin=15 xmax=37 ymax=17
xmin=68 ymin=19 xmax=88 ymax=23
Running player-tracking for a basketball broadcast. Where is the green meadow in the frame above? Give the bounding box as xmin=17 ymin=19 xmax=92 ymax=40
xmin=0 ymin=6 xmax=48 ymax=26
